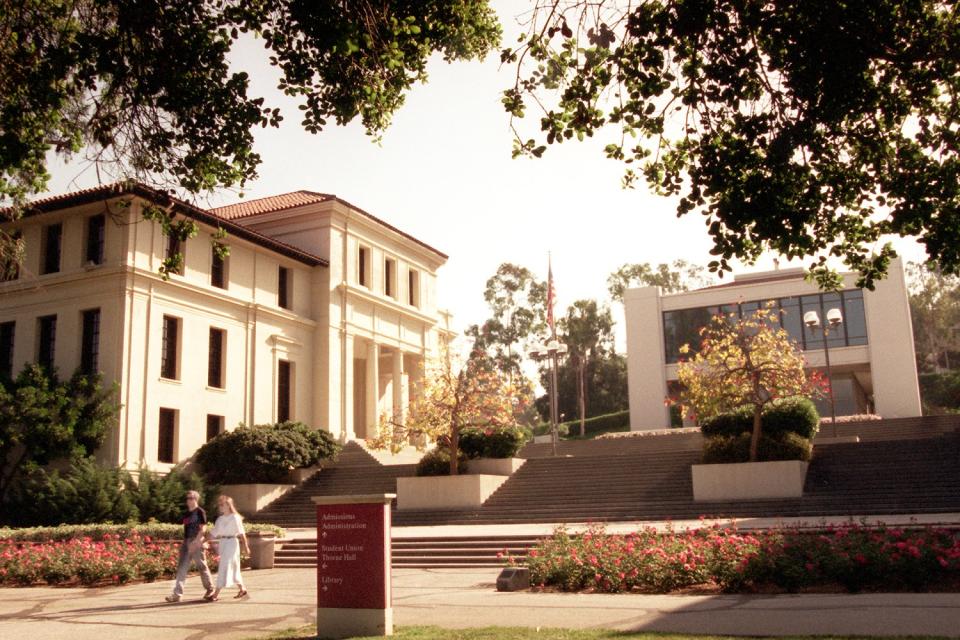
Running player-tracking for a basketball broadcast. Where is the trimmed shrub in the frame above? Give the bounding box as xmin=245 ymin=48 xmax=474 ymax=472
xmin=763 ymin=397 xmax=820 ymax=439
xmin=458 ymin=426 xmax=527 ymax=459
xmin=699 ymin=405 xmax=753 ymax=438
xmin=415 ymin=448 xmax=468 ymax=476
xmin=195 ymin=421 xmax=340 ymax=484
xmin=702 ymin=432 xmax=812 ymax=464
xmin=700 ymin=397 xmax=819 ymax=440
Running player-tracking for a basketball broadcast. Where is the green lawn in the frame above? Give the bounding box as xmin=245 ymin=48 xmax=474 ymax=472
xmin=256 ymin=626 xmax=953 ymax=640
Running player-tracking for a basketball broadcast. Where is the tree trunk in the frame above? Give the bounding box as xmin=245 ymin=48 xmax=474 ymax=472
xmin=749 ymin=406 xmax=762 ymax=462
xmin=449 ymin=429 xmax=460 ymax=476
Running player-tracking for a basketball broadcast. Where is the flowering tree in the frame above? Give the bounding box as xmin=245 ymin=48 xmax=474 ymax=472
xmin=674 ymin=305 xmax=825 ymax=462
xmin=367 ymin=351 xmax=530 ymax=475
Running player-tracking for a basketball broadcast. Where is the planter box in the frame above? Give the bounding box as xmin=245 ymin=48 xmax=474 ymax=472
xmin=397 ymin=474 xmax=509 ymax=510
xmin=692 ymin=460 xmax=809 ymax=501
xmin=466 ymin=457 xmax=525 ymax=476
xmin=222 ymin=483 xmax=294 ymax=514
xmin=287 ymin=466 xmax=321 ymax=484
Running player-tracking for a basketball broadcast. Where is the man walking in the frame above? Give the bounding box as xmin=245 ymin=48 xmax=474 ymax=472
xmin=165 ymin=490 xmax=214 ymax=602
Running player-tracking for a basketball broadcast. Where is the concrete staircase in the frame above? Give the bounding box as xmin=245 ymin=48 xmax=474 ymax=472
xmin=248 ymin=442 xmax=416 ymax=527
xmin=258 ymin=416 xmax=960 ymax=568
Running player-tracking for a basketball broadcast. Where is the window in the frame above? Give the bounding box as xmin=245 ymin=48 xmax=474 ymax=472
xmin=0 ymin=321 xmax=14 ymax=380
xmin=80 ymin=308 xmax=101 ymax=375
xmin=37 ymin=315 xmax=56 ymax=370
xmin=408 ymin=269 xmax=420 ymax=307
xmin=42 ymin=223 xmax=62 ymax=274
xmin=206 ymin=414 xmax=224 ymax=442
xmin=278 ymin=266 xmax=291 ymax=309
xmin=384 ymin=258 xmax=396 ymax=298
xmin=842 ymin=290 xmax=868 ymax=346
xmin=158 ymin=408 xmax=176 ymax=463
xmin=211 ymin=247 xmax=227 ymax=289
xmin=165 ymin=233 xmax=184 ymax=275
xmin=662 ymin=289 xmax=870 ymax=363
xmin=208 ymin=327 xmax=225 ymax=388
xmin=160 ymin=315 xmax=180 ymax=380
xmin=358 ymin=246 xmax=369 ymax=287
xmin=278 ymin=359 xmax=292 ymax=422
xmin=86 ymin=214 xmax=105 ymax=265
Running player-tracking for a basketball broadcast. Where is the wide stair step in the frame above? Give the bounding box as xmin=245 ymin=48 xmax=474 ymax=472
xmin=274 ymin=536 xmax=539 ymax=569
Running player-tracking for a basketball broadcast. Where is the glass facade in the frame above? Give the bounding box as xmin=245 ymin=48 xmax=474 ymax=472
xmin=663 ymin=289 xmax=868 ymax=363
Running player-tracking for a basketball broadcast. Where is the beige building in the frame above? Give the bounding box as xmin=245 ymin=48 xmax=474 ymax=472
xmin=624 ymin=259 xmax=922 ymax=430
xmin=0 ymin=183 xmax=452 ymax=472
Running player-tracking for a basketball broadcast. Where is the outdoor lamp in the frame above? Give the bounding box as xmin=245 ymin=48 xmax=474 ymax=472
xmin=826 ymin=307 xmax=843 ymax=326
xmin=528 ymin=339 xmax=567 ymax=456
xmin=804 ymin=307 xmax=844 ymax=432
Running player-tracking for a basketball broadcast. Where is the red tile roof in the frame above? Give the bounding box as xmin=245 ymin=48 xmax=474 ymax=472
xmin=6 ymin=182 xmax=328 ymax=267
xmin=211 ymin=191 xmax=448 ymax=260
xmin=210 ymin=191 xmax=334 ymax=220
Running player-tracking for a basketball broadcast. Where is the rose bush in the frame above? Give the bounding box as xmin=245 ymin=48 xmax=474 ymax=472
xmin=517 ymin=523 xmax=960 ymax=594
xmin=0 ymin=530 xmax=225 ymax=587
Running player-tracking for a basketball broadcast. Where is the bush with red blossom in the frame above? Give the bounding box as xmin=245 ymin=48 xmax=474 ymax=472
xmin=517 ymin=523 xmax=960 ymax=594
xmin=0 ymin=531 xmax=222 ymax=587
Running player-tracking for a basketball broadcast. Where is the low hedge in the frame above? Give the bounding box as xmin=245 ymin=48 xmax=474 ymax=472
xmin=700 ymin=397 xmax=820 ymax=440
xmin=458 ymin=426 xmax=527 ymax=459
xmin=535 ymin=410 xmax=631 ymax=438
xmin=0 ymin=521 xmax=284 ymax=543
xmin=702 ymin=431 xmax=813 ymax=464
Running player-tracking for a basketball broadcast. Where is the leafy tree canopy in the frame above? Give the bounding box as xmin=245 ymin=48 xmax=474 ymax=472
xmin=673 ymin=305 xmax=824 ymax=461
xmin=0 ymin=365 xmax=119 ymax=505
xmin=607 ymin=259 xmax=710 ymax=302
xmin=466 ymin=263 xmax=547 ymax=379
xmin=369 ymin=349 xmax=531 ymax=475
xmin=907 ymin=261 xmax=960 ymax=373
xmin=0 ymin=0 xmax=500 ymax=256
xmin=504 ymin=1 xmax=960 ymax=289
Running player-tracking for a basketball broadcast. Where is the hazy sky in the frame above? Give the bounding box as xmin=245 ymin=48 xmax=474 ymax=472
xmin=44 ymin=0 xmax=928 ymax=350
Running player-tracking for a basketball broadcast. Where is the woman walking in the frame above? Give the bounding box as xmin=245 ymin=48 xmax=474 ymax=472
xmin=204 ymin=495 xmax=250 ymax=601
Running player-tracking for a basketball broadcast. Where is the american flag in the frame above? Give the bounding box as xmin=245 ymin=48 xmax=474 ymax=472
xmin=546 ymin=255 xmax=556 ymax=338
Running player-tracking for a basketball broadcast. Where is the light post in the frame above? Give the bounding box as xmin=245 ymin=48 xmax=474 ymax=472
xmin=804 ymin=307 xmax=843 ymax=436
xmin=529 ymin=339 xmax=568 ymax=456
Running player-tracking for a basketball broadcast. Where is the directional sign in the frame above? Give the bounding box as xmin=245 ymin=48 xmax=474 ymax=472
xmin=315 ymin=500 xmax=391 ymax=610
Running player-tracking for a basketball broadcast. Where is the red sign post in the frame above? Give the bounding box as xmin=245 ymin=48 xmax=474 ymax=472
xmin=313 ymin=494 xmax=394 ymax=638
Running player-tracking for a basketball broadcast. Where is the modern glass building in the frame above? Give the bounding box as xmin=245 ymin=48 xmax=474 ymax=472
xmin=624 ymin=259 xmax=921 ymax=430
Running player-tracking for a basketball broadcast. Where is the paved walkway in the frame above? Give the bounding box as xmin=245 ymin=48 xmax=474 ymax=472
xmin=2 ymin=567 xmax=960 ymax=639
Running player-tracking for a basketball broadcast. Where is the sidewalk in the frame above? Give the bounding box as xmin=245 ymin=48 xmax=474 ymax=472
xmin=2 ymin=567 xmax=960 ymax=639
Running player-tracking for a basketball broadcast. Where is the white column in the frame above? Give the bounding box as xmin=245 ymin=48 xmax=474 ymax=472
xmin=366 ymin=341 xmax=380 ymax=436
xmin=624 ymin=286 xmax=671 ymax=429
xmin=392 ymin=348 xmax=405 ymax=423
xmin=343 ymin=334 xmax=355 ymax=441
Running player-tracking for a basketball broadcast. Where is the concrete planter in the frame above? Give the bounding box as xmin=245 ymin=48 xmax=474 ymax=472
xmin=466 ymin=457 xmax=525 ymax=476
xmin=246 ymin=531 xmax=277 ymax=569
xmin=222 ymin=483 xmax=294 ymax=514
xmin=287 ymin=465 xmax=322 ymax=484
xmin=397 ymin=474 xmax=509 ymax=510
xmin=692 ymin=460 xmax=809 ymax=501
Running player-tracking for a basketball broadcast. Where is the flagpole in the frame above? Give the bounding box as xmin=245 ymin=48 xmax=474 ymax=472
xmin=547 ymin=253 xmax=560 ymax=456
